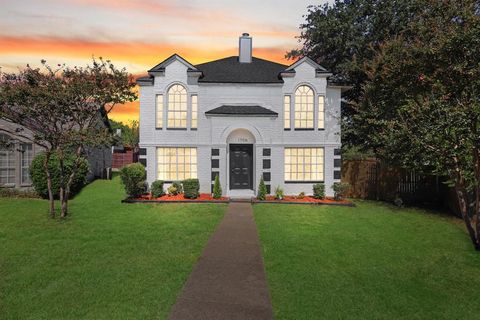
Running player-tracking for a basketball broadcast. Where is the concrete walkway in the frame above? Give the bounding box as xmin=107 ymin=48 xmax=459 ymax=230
xmin=168 ymin=203 xmax=274 ymax=320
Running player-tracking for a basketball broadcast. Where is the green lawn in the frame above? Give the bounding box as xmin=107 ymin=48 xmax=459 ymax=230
xmin=254 ymin=202 xmax=480 ymax=320
xmin=0 ymin=177 xmax=226 ymax=319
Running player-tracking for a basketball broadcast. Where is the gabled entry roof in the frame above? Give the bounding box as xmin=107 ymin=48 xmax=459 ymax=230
xmin=205 ymin=105 xmax=278 ymax=116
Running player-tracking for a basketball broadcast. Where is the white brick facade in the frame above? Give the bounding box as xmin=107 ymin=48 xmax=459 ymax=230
xmin=138 ymin=55 xmax=342 ymax=197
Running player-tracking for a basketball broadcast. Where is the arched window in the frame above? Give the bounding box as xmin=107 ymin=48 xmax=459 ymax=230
xmin=0 ymin=134 xmax=16 ymax=185
xmin=294 ymin=85 xmax=314 ymax=129
xmin=167 ymin=84 xmax=187 ymax=128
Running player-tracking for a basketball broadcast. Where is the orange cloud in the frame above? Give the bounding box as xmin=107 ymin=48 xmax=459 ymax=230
xmin=108 ymin=100 xmax=139 ymax=124
xmin=1 ymin=36 xmax=294 ymax=123
xmin=0 ymin=36 xmax=290 ymax=72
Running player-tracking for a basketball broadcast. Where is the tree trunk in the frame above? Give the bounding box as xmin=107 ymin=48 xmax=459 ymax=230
xmin=60 ymin=190 xmax=68 ymax=218
xmin=42 ymin=151 xmax=55 ymax=218
xmin=58 ymin=147 xmax=67 ymax=218
xmin=474 ymin=148 xmax=480 ymax=251
xmin=455 ymin=184 xmax=480 ymax=250
xmin=60 ymin=146 xmax=83 ymax=218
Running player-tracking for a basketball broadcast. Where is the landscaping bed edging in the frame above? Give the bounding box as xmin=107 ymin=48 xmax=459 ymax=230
xmin=122 ymin=193 xmax=229 ymax=204
xmin=252 ymin=199 xmax=355 ymax=207
xmin=122 ymin=194 xmax=354 ymax=206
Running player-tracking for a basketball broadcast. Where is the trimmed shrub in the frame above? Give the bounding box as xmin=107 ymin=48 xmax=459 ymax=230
xmin=151 ymin=180 xmax=165 ymax=198
xmin=119 ymin=163 xmax=146 ymax=198
xmin=297 ymin=191 xmax=305 ymax=199
xmin=0 ymin=188 xmax=40 ymax=199
xmin=313 ymin=183 xmax=325 ymax=199
xmin=257 ymin=177 xmax=267 ymax=200
xmin=167 ymin=185 xmax=178 ymax=195
xmin=332 ymin=182 xmax=350 ymax=200
xmin=172 ymin=181 xmax=183 ymax=194
xmin=274 ymin=186 xmax=284 ymax=200
xmin=183 ymin=178 xmax=199 ymax=199
xmin=30 ymin=152 xmax=89 ymax=199
xmin=213 ymin=174 xmax=222 ymax=199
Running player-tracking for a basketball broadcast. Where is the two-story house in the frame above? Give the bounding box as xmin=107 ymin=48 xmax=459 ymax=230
xmin=137 ymin=33 xmax=345 ymax=197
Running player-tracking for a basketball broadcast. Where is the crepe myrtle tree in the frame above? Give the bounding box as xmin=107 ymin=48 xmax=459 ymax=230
xmin=0 ymin=58 xmax=137 ymax=218
xmin=356 ymin=1 xmax=480 ymax=249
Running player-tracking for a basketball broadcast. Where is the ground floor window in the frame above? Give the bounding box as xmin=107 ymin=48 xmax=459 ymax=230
xmin=21 ymin=143 xmax=33 ymax=184
xmin=0 ymin=134 xmax=16 ymax=185
xmin=157 ymin=147 xmax=197 ymax=181
xmin=284 ymin=147 xmax=324 ymax=182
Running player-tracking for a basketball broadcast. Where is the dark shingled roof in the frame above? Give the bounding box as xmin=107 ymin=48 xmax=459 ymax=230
xmin=195 ymin=56 xmax=288 ymax=83
xmin=205 ymin=105 xmax=278 ymax=116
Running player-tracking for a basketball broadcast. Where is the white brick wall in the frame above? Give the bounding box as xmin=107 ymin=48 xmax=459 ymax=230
xmin=139 ymin=58 xmax=341 ymax=197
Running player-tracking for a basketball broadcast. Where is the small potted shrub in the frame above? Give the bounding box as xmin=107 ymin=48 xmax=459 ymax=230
xmin=332 ymin=182 xmax=350 ymax=200
xmin=213 ymin=174 xmax=222 ymax=199
xmin=313 ymin=183 xmax=325 ymax=199
xmin=183 ymin=178 xmax=200 ymax=199
xmin=274 ymin=186 xmax=284 ymax=200
xmin=257 ymin=177 xmax=267 ymax=200
xmin=151 ymin=180 xmax=165 ymax=198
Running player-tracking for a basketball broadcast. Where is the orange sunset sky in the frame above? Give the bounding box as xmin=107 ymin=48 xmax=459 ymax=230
xmin=1 ymin=0 xmax=331 ymax=123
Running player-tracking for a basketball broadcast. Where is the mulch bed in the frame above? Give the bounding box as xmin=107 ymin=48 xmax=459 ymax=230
xmin=252 ymin=195 xmax=354 ymax=206
xmin=123 ymin=193 xmax=353 ymax=206
xmin=122 ymin=193 xmax=229 ymax=203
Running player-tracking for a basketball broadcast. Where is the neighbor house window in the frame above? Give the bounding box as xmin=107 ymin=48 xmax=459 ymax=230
xmin=284 ymin=95 xmax=291 ymax=129
xmin=156 ymin=94 xmax=163 ymax=128
xmin=318 ymin=95 xmax=325 ymax=129
xmin=294 ymin=85 xmax=314 ymax=129
xmin=191 ymin=94 xmax=198 ymax=129
xmin=167 ymin=84 xmax=187 ymax=128
xmin=157 ymin=147 xmax=197 ymax=181
xmin=284 ymin=147 xmax=324 ymax=181
xmin=0 ymin=134 xmax=15 ymax=186
xmin=21 ymin=143 xmax=33 ymax=184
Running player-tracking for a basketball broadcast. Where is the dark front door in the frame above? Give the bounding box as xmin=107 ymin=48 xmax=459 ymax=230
xmin=229 ymin=144 xmax=253 ymax=189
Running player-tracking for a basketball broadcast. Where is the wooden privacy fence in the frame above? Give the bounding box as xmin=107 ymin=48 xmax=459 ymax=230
xmin=342 ymin=159 xmax=443 ymax=205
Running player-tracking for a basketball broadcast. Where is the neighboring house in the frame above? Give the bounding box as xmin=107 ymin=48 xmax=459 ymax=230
xmin=0 ymin=117 xmax=112 ymax=189
xmin=137 ymin=33 xmax=347 ymax=197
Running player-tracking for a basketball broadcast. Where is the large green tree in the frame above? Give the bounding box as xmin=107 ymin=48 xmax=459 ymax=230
xmin=288 ymin=0 xmax=424 ymax=145
xmin=357 ymin=1 xmax=480 ymax=249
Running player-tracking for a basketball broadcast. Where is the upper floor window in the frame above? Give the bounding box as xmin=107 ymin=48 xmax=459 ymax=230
xmin=284 ymin=95 xmax=291 ymax=129
xmin=167 ymin=84 xmax=187 ymax=128
xmin=191 ymin=95 xmax=198 ymax=129
xmin=318 ymin=95 xmax=325 ymax=129
xmin=156 ymin=94 xmax=163 ymax=128
xmin=294 ymin=85 xmax=314 ymax=129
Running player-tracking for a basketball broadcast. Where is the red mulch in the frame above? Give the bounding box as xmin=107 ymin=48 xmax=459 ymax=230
xmin=137 ymin=193 xmax=228 ymax=201
xmin=263 ymin=195 xmax=351 ymax=204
